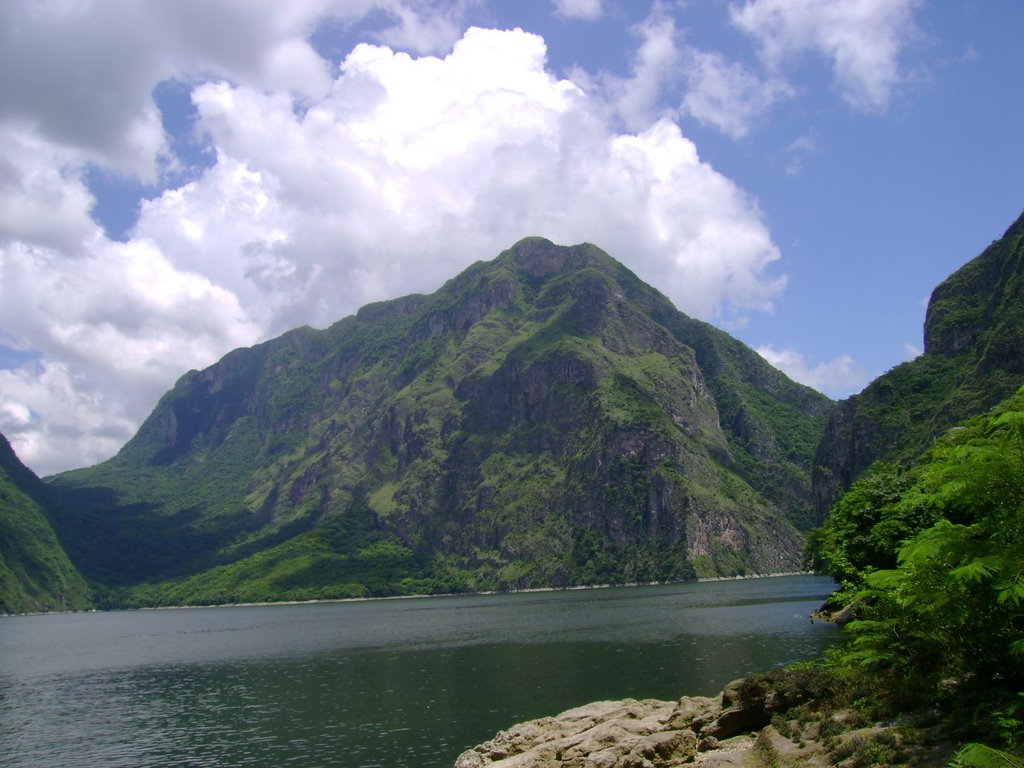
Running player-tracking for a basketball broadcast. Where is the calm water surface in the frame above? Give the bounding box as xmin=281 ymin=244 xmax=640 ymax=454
xmin=0 ymin=575 xmax=839 ymax=767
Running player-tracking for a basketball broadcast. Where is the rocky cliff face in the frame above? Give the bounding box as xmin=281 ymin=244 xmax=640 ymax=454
xmin=47 ymin=239 xmax=830 ymax=605
xmin=811 ymin=210 xmax=1024 ymax=520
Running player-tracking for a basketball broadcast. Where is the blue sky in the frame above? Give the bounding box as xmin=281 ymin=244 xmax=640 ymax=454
xmin=0 ymin=0 xmax=1021 ymax=475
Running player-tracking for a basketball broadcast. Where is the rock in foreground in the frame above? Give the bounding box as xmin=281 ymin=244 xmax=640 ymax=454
xmin=455 ymin=698 xmax=700 ymax=768
xmin=453 ymin=679 xmax=788 ymax=768
xmin=453 ymin=673 xmax=956 ymax=767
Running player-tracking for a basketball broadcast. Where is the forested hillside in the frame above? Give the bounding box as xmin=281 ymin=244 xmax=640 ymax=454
xmin=0 ymin=432 xmax=91 ymax=613
xmin=45 ymin=238 xmax=830 ymax=607
xmin=812 ymin=211 xmax=1024 ymax=519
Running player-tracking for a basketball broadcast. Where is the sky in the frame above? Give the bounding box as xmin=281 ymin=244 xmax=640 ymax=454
xmin=1 ymin=0 xmax=1021 ymax=476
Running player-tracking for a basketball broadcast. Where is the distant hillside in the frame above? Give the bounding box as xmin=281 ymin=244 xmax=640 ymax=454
xmin=46 ymin=238 xmax=830 ymax=606
xmin=812 ymin=210 xmax=1024 ymax=519
xmin=0 ymin=432 xmax=91 ymax=613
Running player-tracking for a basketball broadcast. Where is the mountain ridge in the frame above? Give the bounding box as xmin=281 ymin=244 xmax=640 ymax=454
xmin=811 ymin=210 xmax=1024 ymax=518
xmin=9 ymin=209 xmax=1023 ymax=611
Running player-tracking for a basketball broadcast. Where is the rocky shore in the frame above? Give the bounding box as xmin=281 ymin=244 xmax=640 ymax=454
xmin=453 ymin=673 xmax=955 ymax=767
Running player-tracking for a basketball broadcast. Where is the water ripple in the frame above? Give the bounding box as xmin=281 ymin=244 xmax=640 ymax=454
xmin=0 ymin=576 xmax=839 ymax=767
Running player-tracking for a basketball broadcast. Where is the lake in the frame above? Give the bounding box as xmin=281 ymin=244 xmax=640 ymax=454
xmin=0 ymin=575 xmax=839 ymax=767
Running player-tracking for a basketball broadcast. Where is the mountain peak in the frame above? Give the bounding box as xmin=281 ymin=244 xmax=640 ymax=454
xmin=812 ymin=208 xmax=1024 ymax=519
xmin=46 ymin=239 xmax=830 ymax=605
xmin=505 ymin=236 xmax=573 ymax=275
xmin=923 ymin=209 xmax=1024 ymax=358
xmin=501 ymin=237 xmax=608 ymax=280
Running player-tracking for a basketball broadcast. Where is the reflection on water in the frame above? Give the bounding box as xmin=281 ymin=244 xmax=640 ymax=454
xmin=0 ymin=576 xmax=839 ymax=768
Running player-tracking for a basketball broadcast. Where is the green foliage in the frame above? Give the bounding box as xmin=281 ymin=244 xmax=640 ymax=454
xmin=951 ymin=744 xmax=1024 ymax=768
xmin=824 ymin=387 xmax=1024 ymax=743
xmin=0 ymin=434 xmax=91 ymax=613
xmin=804 ymin=214 xmax=1024 ymax=755
xmin=739 ymin=663 xmax=852 ymax=711
xmin=809 ymin=462 xmax=924 ymax=585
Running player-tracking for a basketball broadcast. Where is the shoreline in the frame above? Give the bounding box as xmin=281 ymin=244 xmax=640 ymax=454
xmin=1 ymin=570 xmax=822 ymax=617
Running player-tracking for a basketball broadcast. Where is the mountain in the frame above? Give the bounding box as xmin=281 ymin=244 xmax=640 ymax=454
xmin=811 ymin=210 xmax=1024 ymax=520
xmin=0 ymin=432 xmax=91 ymax=613
xmin=45 ymin=238 xmax=831 ymax=606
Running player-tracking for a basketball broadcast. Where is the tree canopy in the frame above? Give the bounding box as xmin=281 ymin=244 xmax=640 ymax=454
xmin=813 ymin=386 xmax=1024 ymax=752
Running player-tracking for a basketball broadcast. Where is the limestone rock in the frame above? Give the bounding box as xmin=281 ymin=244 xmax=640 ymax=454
xmin=453 ymin=698 xmax=700 ymax=767
xmin=455 ymin=672 xmax=960 ymax=768
xmin=454 ymin=675 xmax=822 ymax=767
xmin=703 ymin=679 xmax=774 ymax=739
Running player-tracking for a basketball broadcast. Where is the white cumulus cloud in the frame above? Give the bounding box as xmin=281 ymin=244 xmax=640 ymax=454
xmin=0 ymin=360 xmax=140 ymax=477
xmin=0 ymin=11 xmax=787 ymax=475
xmin=552 ymin=0 xmax=604 ymax=21
xmin=171 ymin=27 xmax=785 ymax=334
xmin=611 ymin=9 xmax=683 ymax=132
xmin=679 ymin=47 xmax=793 ymax=139
xmin=0 ymin=236 xmax=260 ymax=473
xmin=756 ymin=345 xmax=869 ymax=397
xmin=730 ymin=0 xmax=921 ymax=112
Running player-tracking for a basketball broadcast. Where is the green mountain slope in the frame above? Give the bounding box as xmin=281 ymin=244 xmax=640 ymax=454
xmin=0 ymin=432 xmax=91 ymax=613
xmin=811 ymin=210 xmax=1024 ymax=519
xmin=46 ymin=239 xmax=830 ymax=606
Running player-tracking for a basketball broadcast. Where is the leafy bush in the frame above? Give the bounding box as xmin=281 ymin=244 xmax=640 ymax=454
xmin=823 ymin=387 xmax=1024 ymax=740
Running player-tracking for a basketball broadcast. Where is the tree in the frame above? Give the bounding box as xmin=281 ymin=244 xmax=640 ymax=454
xmin=834 ymin=388 xmax=1024 ymax=742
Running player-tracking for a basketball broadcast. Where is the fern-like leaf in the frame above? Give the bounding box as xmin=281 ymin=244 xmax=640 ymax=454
xmin=995 ymin=568 xmax=1024 ymax=605
xmin=950 ymin=556 xmax=1001 ymax=584
xmin=864 ymin=568 xmax=902 ymax=589
xmin=951 ymin=743 xmax=1024 ymax=768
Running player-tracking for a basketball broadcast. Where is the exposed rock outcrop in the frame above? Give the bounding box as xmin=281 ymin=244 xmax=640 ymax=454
xmin=453 ymin=679 xmax=800 ymax=768
xmin=453 ymin=675 xmax=954 ymax=768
